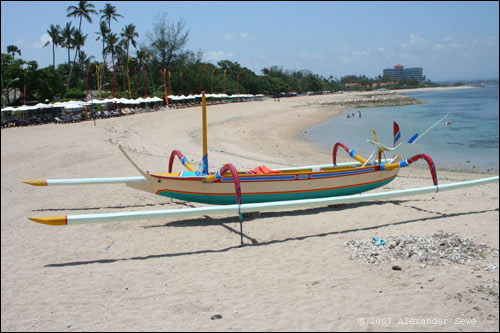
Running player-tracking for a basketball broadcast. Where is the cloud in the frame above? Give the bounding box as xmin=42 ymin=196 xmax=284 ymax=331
xmin=351 ymin=49 xmax=371 ymax=58
xmin=224 ymin=32 xmax=248 ymax=40
xmin=401 ymin=33 xmax=431 ymax=55
xmin=204 ymin=51 xmax=234 ymax=63
xmin=31 ymin=33 xmax=51 ymax=48
xmin=297 ymin=51 xmax=327 ymax=61
xmin=472 ymin=35 xmax=498 ymax=49
xmin=432 ymin=36 xmax=498 ymax=57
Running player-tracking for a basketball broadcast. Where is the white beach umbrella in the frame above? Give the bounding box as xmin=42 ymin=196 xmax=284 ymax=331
xmin=90 ymin=99 xmax=107 ymax=104
xmin=16 ymin=105 xmax=36 ymax=111
xmin=51 ymin=102 xmax=66 ymax=108
xmin=1 ymin=106 xmax=16 ymax=112
xmin=33 ymin=103 xmax=52 ymax=109
xmin=64 ymin=103 xmax=83 ymax=110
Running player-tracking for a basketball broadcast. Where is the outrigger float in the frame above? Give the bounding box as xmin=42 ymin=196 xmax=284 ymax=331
xmin=25 ymin=93 xmax=499 ymax=244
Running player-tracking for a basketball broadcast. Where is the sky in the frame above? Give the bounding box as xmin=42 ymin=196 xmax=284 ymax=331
xmin=1 ymin=1 xmax=499 ymax=82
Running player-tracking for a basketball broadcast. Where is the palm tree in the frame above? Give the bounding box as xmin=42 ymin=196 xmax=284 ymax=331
xmin=100 ymin=3 xmax=122 ymax=60
xmin=61 ymin=22 xmax=76 ymax=91
xmin=70 ymin=30 xmax=87 ymax=88
xmin=67 ymin=1 xmax=97 ymax=33
xmin=135 ymin=47 xmax=149 ymax=70
xmin=95 ymin=20 xmax=110 ymax=89
xmin=99 ymin=3 xmax=121 ymax=91
xmin=6 ymin=45 xmax=21 ymax=59
xmin=78 ymin=50 xmax=95 ymax=69
xmin=66 ymin=1 xmax=96 ymax=59
xmin=43 ymin=24 xmax=61 ymax=69
xmin=135 ymin=47 xmax=149 ymax=97
xmin=61 ymin=23 xmax=76 ymax=73
xmin=95 ymin=20 xmax=109 ymax=64
xmin=100 ymin=3 xmax=122 ymax=32
xmin=104 ymin=32 xmax=122 ymax=71
xmin=67 ymin=1 xmax=96 ymax=89
xmin=120 ymin=24 xmax=139 ymax=60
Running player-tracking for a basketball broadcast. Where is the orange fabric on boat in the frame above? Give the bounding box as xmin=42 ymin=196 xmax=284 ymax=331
xmin=247 ymin=165 xmax=281 ymax=175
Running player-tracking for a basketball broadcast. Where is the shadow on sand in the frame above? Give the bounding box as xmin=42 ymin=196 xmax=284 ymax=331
xmin=44 ymin=200 xmax=498 ymax=268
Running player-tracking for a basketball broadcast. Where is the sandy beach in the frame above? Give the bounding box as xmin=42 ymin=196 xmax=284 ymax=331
xmin=1 ymin=87 xmax=498 ymax=332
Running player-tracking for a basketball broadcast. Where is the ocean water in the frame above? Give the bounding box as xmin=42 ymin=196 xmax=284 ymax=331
xmin=304 ymin=85 xmax=499 ymax=173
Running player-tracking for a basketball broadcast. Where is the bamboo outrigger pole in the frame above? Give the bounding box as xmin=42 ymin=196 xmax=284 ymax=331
xmin=201 ymin=92 xmax=209 ymax=175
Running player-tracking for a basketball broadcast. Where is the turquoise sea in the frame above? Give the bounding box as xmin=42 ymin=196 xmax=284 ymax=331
xmin=304 ymin=85 xmax=499 ymax=173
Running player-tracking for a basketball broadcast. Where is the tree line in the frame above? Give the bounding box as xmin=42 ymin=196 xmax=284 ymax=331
xmin=2 ymin=1 xmax=437 ymax=106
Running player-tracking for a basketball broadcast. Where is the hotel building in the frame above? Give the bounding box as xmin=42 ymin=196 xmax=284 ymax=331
xmin=383 ymin=64 xmax=423 ymax=82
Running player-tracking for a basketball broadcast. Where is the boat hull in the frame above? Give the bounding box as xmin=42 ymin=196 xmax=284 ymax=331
xmin=127 ymin=166 xmax=399 ymax=205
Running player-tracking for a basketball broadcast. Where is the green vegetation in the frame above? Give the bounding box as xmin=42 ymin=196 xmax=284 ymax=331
xmin=1 ymin=1 xmax=441 ymax=107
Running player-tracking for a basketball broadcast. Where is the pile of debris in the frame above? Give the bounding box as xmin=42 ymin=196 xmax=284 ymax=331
xmin=346 ymin=232 xmax=499 ymax=266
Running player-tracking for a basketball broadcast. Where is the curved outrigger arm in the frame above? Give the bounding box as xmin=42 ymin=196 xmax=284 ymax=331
xmin=332 ymin=142 xmax=438 ymax=186
xmin=203 ymin=163 xmax=242 ymax=206
xmin=332 ymin=142 xmax=370 ymax=166
xmin=203 ymin=163 xmax=244 ymax=234
xmin=384 ymin=154 xmax=438 ymax=186
xmin=168 ymin=150 xmax=196 ymax=173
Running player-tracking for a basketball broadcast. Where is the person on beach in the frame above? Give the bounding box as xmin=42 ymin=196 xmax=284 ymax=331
xmin=358 ymin=110 xmax=362 ymax=118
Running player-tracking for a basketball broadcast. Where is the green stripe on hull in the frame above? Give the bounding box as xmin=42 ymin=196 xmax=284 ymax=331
xmin=158 ymin=177 xmax=396 ymax=205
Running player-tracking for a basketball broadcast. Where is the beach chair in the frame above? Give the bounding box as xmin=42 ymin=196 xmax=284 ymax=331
xmin=54 ymin=117 xmax=65 ymax=124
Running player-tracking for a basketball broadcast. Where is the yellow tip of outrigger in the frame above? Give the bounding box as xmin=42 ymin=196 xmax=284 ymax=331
xmin=29 ymin=216 xmax=67 ymax=226
xmin=23 ymin=180 xmax=48 ymax=186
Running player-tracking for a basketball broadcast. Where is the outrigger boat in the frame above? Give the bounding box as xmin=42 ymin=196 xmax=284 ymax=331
xmin=25 ymin=93 xmax=498 ymax=244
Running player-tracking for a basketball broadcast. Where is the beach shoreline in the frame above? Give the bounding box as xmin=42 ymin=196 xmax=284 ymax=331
xmin=288 ymin=85 xmax=498 ymax=175
xmin=1 ymin=85 xmax=498 ymax=332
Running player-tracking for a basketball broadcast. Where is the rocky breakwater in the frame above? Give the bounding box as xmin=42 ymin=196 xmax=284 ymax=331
xmin=303 ymin=91 xmax=425 ymax=109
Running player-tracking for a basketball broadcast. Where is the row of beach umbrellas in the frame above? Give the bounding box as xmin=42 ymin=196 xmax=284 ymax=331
xmin=1 ymin=94 xmax=264 ymax=112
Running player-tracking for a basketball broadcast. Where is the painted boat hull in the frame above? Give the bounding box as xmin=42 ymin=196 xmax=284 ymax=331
xmin=127 ymin=165 xmax=400 ymax=205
